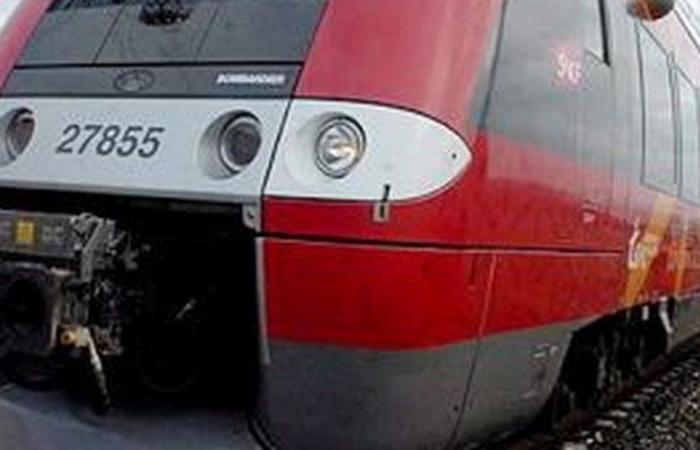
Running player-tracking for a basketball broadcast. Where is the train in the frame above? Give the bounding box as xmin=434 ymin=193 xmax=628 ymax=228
xmin=0 ymin=0 xmax=698 ymax=449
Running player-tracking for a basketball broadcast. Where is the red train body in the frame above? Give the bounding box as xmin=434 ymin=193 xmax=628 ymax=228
xmin=0 ymin=0 xmax=698 ymax=449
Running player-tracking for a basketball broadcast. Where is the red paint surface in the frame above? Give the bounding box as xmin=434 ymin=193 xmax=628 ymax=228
xmin=264 ymin=237 xmax=626 ymax=348
xmin=265 ymin=239 xmax=492 ymax=349
xmin=0 ymin=0 xmax=51 ymax=89
xmin=483 ymin=253 xmax=623 ymax=335
xmin=297 ymin=0 xmax=502 ymax=141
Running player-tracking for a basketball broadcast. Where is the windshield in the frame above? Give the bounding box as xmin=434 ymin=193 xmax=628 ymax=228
xmin=50 ymin=0 xmax=223 ymax=10
xmin=23 ymin=0 xmax=325 ymax=66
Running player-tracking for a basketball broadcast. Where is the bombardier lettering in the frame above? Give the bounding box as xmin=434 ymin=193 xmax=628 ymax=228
xmin=215 ymin=72 xmax=287 ymax=87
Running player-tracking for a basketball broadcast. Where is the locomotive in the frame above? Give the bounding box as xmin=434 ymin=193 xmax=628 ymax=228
xmin=0 ymin=0 xmax=697 ymax=449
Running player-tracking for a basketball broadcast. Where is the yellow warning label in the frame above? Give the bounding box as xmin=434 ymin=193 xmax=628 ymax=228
xmin=15 ymin=220 xmax=36 ymax=246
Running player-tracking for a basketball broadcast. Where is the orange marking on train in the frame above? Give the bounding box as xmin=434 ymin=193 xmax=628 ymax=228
xmin=673 ymin=217 xmax=690 ymax=297
xmin=623 ymin=195 xmax=677 ymax=308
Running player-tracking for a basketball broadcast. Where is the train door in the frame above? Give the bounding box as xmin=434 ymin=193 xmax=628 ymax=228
xmin=672 ymin=66 xmax=700 ymax=344
xmin=624 ymin=22 xmax=680 ymax=306
xmin=450 ymin=0 xmax=613 ymax=447
xmin=576 ymin=0 xmax=618 ymax=249
xmin=602 ymin=0 xmax=644 ymax=261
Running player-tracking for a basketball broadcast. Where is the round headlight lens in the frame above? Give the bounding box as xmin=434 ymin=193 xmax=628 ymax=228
xmin=314 ymin=117 xmax=366 ymax=178
xmin=5 ymin=109 xmax=35 ymax=160
xmin=218 ymin=115 xmax=262 ymax=174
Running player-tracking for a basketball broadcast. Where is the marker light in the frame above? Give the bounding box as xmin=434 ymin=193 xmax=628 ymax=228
xmin=314 ymin=117 xmax=366 ymax=178
xmin=5 ymin=109 xmax=34 ymax=160
xmin=218 ymin=115 xmax=262 ymax=174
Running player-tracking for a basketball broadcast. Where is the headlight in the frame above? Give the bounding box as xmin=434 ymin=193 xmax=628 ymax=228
xmin=5 ymin=109 xmax=35 ymax=160
xmin=314 ymin=117 xmax=366 ymax=178
xmin=218 ymin=115 xmax=262 ymax=174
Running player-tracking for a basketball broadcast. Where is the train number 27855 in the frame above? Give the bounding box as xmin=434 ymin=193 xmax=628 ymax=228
xmin=56 ymin=124 xmax=166 ymax=158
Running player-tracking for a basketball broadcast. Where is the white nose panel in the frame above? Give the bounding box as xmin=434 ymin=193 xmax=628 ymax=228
xmin=265 ymin=100 xmax=471 ymax=202
xmin=0 ymin=97 xmax=288 ymax=203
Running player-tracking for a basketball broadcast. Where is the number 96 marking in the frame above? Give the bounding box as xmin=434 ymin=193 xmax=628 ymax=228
xmin=56 ymin=124 xmax=165 ymax=158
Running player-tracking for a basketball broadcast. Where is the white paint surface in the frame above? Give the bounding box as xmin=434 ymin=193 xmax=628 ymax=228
xmin=0 ymin=0 xmax=23 ymax=35
xmin=266 ymin=100 xmax=471 ymax=202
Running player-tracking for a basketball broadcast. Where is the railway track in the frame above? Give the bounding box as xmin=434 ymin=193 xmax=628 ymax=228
xmin=486 ymin=339 xmax=700 ymax=450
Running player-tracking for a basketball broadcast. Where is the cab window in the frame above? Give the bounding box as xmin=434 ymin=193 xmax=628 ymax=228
xmin=680 ymin=72 xmax=700 ymax=201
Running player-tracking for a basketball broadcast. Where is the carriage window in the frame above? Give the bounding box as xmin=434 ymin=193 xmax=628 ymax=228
xmin=680 ymin=73 xmax=700 ymax=201
xmin=679 ymin=0 xmax=700 ymax=48
xmin=640 ymin=28 xmax=677 ymax=193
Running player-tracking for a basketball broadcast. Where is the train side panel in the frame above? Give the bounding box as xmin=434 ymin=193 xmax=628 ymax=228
xmin=261 ymin=0 xmax=700 ymax=448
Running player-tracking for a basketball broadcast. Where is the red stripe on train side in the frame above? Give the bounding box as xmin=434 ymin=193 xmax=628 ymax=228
xmin=264 ymin=238 xmax=624 ymax=349
xmin=265 ymin=239 xmax=493 ymax=349
xmin=483 ymin=252 xmax=623 ymax=335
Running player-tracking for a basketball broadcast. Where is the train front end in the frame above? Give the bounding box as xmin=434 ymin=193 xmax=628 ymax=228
xmin=0 ymin=0 xmax=504 ymax=449
xmin=0 ymin=0 xmax=323 ymax=448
